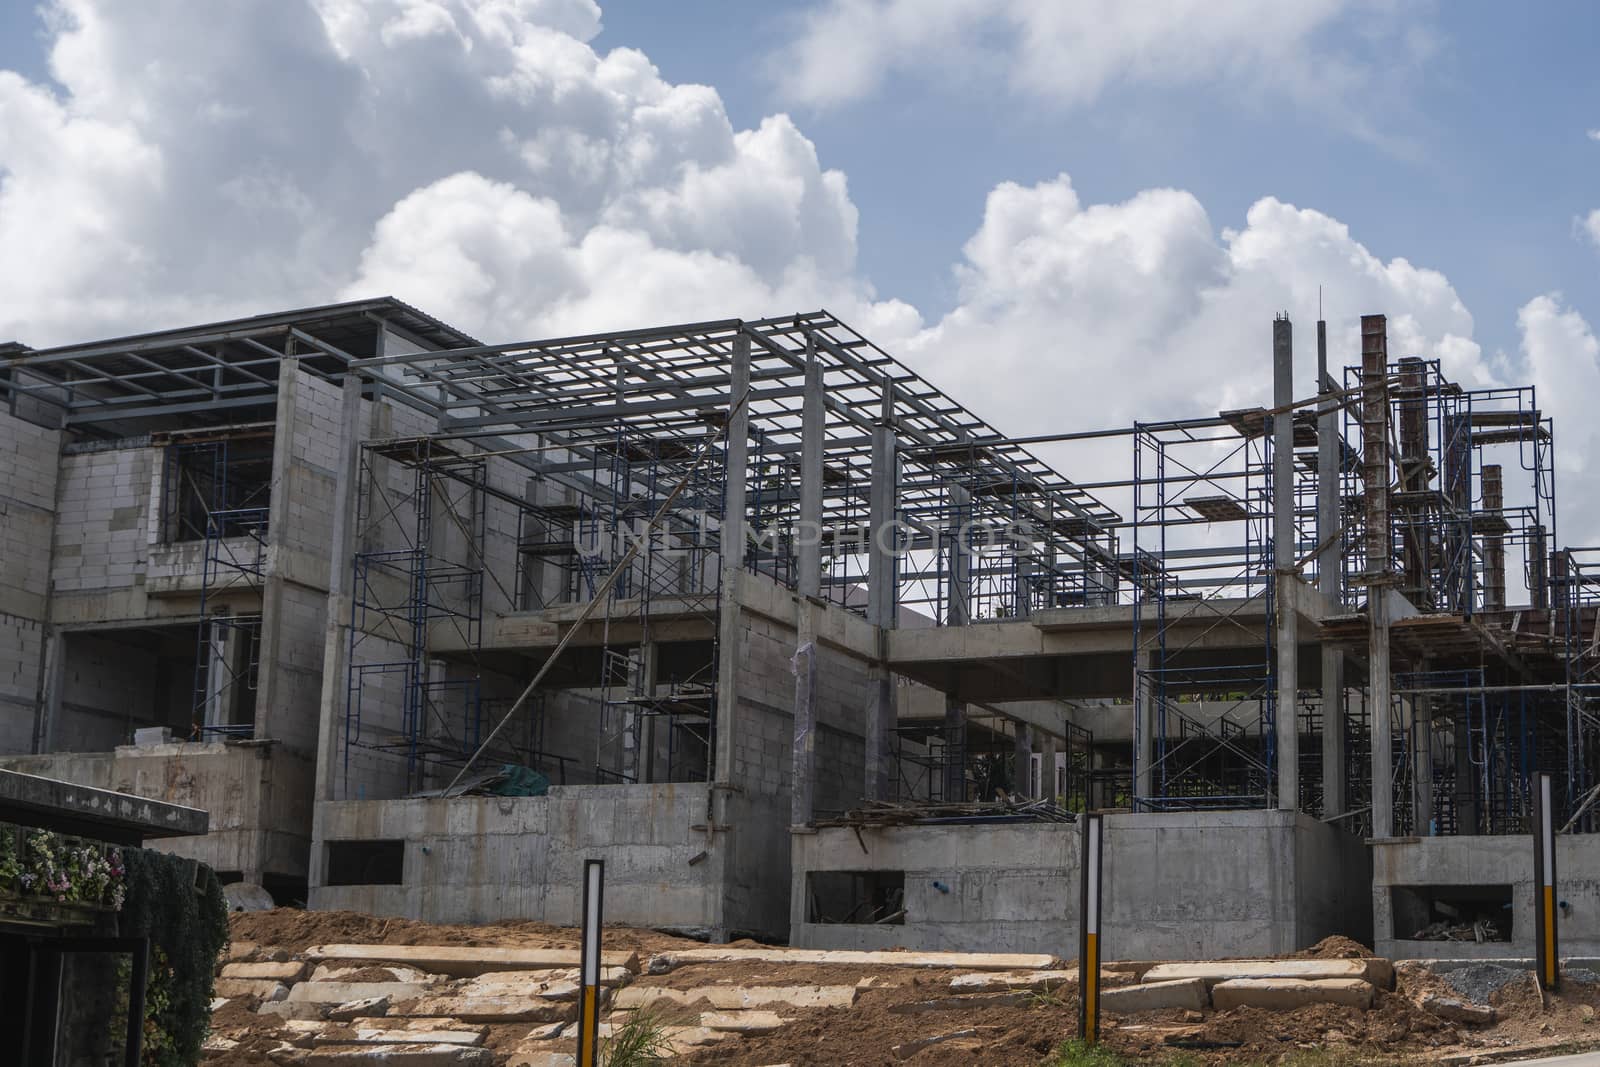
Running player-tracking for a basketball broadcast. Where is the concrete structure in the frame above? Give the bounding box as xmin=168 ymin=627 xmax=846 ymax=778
xmin=3 ymin=302 xmax=1594 ymax=959
xmin=793 ymin=811 xmax=1371 ymax=959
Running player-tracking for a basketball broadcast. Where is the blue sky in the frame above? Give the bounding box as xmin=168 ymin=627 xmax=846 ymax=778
xmin=588 ymin=1 xmax=1600 ymax=362
xmin=0 ymin=0 xmax=1596 ymax=493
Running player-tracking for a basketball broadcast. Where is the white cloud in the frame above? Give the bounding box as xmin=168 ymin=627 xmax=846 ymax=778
xmin=1519 ymin=294 xmax=1600 ymax=542
xmin=895 ymin=175 xmax=1493 ymax=440
xmin=769 ymin=0 xmax=1415 ymax=136
xmin=1581 ymin=209 xmax=1600 ymax=250
xmin=1588 ymin=129 xmax=1600 ymax=142
xmin=0 ymin=0 xmax=890 ymax=344
xmin=4 ymin=0 xmax=1591 ymax=551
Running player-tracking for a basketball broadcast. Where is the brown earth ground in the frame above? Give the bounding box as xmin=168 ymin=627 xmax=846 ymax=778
xmin=209 ymin=913 xmax=1600 ymax=1065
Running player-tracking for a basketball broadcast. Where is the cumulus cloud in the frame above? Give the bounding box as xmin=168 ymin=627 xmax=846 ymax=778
xmin=0 ymin=0 xmax=893 ymax=344
xmin=769 ymin=0 xmax=1418 ymax=137
xmin=1519 ymin=294 xmax=1600 ymax=543
xmin=895 ymin=174 xmax=1492 ymax=437
xmin=5 ymin=0 xmax=1591 ymax=550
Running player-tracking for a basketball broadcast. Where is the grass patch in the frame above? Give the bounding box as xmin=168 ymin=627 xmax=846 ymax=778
xmin=1051 ymin=1039 xmax=1131 ymax=1066
xmin=600 ymin=1005 xmax=676 ymax=1066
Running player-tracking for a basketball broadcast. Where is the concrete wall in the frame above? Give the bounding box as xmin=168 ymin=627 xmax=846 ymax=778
xmin=0 ymin=409 xmax=61 ymax=754
xmin=0 ymin=742 xmax=312 ymax=881
xmin=792 ymin=822 xmax=1078 ymax=954
xmin=792 ymin=811 xmax=1371 ymax=959
xmin=729 ymin=604 xmax=870 ymax=811
xmin=312 ymin=784 xmax=785 ymax=940
xmin=1373 ymin=834 xmax=1600 ymax=960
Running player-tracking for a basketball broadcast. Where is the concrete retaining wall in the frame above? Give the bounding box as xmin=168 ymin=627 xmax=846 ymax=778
xmin=1373 ymin=834 xmax=1600 ymax=959
xmin=792 ymin=810 xmax=1372 ymax=959
xmin=311 ymin=784 xmax=789 ymax=941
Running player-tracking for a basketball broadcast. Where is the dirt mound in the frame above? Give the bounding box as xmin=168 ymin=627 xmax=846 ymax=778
xmin=1294 ymin=935 xmax=1375 ymax=959
xmin=227 ymin=908 xmax=704 ymax=954
xmin=679 ymin=972 xmax=1074 ymax=1066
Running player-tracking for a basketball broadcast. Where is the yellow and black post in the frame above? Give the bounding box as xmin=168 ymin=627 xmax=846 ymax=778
xmin=1533 ymin=772 xmax=1559 ymax=990
xmin=577 ymin=858 xmax=605 ymax=1066
xmin=1078 ymin=812 xmax=1104 ymax=1043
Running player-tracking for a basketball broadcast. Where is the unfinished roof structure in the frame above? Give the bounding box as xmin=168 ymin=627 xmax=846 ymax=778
xmin=2 ymin=301 xmax=1597 ymax=960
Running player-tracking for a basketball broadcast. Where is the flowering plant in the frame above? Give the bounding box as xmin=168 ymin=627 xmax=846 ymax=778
xmin=0 ymin=823 xmax=126 ymax=910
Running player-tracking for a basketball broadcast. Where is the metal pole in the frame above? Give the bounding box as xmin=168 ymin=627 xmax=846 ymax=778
xmin=1078 ymin=812 xmax=1104 ymax=1044
xmin=1533 ymin=773 xmax=1559 ymax=990
xmin=577 ymin=859 xmax=605 ymax=1066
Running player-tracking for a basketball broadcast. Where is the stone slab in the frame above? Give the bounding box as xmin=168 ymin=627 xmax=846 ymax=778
xmin=613 ymin=984 xmax=858 ymax=1011
xmin=947 ymin=970 xmax=1084 ymax=994
xmin=275 ymin=1046 xmax=494 ymax=1066
xmin=329 ymin=996 xmax=391 ymax=1022
xmin=1418 ymin=993 xmax=1497 ymax=1026
xmin=700 ymin=1010 xmax=787 ymax=1033
xmin=216 ymin=978 xmax=290 ymax=1001
xmin=223 ymin=960 xmax=310 ymax=982
xmin=307 ymin=944 xmax=639 ymax=977
xmin=1099 ymin=978 xmax=1208 ymax=1015
xmin=400 ymin=996 xmax=574 ymax=1024
xmin=1210 ymin=978 xmax=1375 ymax=1011
xmin=287 ymin=982 xmax=432 ymax=1005
xmin=339 ymin=1031 xmax=485 ymax=1047
xmin=647 ymin=948 xmax=1057 ymax=973
xmin=1144 ymin=958 xmax=1393 ymax=989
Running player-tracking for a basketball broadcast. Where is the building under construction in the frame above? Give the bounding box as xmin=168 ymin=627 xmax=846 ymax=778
xmin=0 ymin=301 xmax=1594 ymax=958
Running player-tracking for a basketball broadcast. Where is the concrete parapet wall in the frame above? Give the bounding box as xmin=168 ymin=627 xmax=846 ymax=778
xmin=792 ymin=810 xmax=1371 ymax=959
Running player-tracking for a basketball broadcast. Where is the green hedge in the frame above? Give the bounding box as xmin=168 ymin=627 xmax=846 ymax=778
xmin=119 ymin=849 xmax=229 ymax=1066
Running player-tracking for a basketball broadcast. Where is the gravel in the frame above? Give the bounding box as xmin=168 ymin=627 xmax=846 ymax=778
xmin=1442 ymin=963 xmax=1525 ymax=1005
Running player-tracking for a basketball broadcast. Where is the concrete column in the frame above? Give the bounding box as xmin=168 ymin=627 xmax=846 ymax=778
xmin=1013 ymin=724 xmax=1033 ymax=801
xmin=1412 ymin=691 xmax=1434 ymax=834
xmin=714 ymin=331 xmax=751 ymax=785
xmin=1530 ymin=524 xmax=1549 ymax=610
xmin=1317 ymin=320 xmax=1347 ymax=817
xmin=253 ymin=358 xmax=300 ymax=741
xmin=1273 ymin=315 xmax=1299 ymax=812
xmin=1134 ymin=648 xmax=1153 ymax=802
xmin=201 ymin=620 xmax=231 ymax=731
xmin=792 ymin=332 xmax=822 ymax=824
xmin=639 ymin=640 xmax=659 ymax=784
xmin=308 ymin=372 xmax=365 ymax=895
xmin=34 ymin=628 xmax=64 ymax=754
xmin=1362 ymin=314 xmax=1394 ymax=839
xmin=865 ymin=383 xmax=897 ymax=801
xmin=1483 ymin=465 xmax=1506 ymax=611
xmin=791 ymin=617 xmax=816 ymax=826
xmin=1454 ymin=704 xmax=1479 ymax=833
xmin=796 ymin=332 xmax=823 ymax=601
xmin=943 ymin=481 xmax=971 ymax=802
